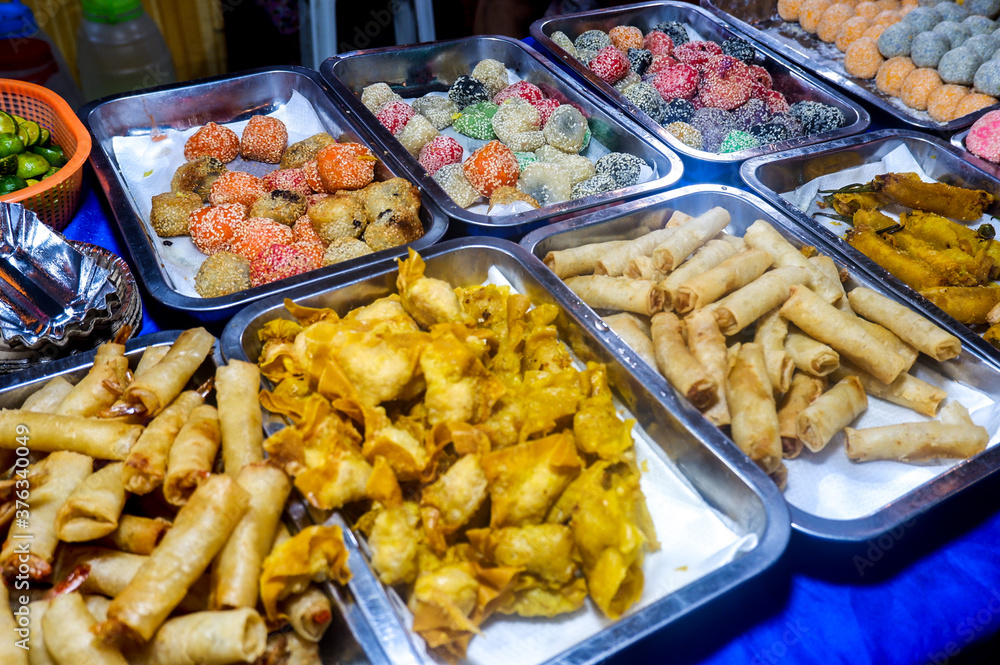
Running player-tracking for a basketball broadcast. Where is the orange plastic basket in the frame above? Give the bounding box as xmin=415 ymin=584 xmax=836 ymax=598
xmin=0 ymin=79 xmax=91 ymax=231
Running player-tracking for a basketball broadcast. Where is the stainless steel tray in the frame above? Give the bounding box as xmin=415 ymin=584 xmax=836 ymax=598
xmin=699 ymin=0 xmax=997 ymax=131
xmin=741 ymin=129 xmax=1000 ymax=366
xmin=220 ymin=237 xmax=789 ymax=665
xmin=521 ymin=184 xmax=1000 ymax=540
xmin=79 ymin=66 xmax=449 ymax=324
xmin=530 ymin=1 xmax=868 ymax=168
xmin=320 ymin=36 xmax=683 ymax=238
xmin=950 ymin=127 xmax=1000 ymax=182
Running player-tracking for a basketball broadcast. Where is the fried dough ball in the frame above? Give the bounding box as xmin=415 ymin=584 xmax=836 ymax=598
xmin=194 ymin=251 xmax=250 ymax=298
xmin=249 ymin=189 xmax=308 ymax=226
xmin=836 ymin=16 xmax=873 ymax=51
xmin=170 ymin=156 xmax=228 ymax=203
xmin=280 ymin=132 xmax=337 ymax=169
xmin=818 ymin=4 xmax=856 ymax=42
xmin=184 ymin=122 xmax=240 ymax=162
xmin=361 ymin=177 xmax=421 ymax=224
xmin=308 ymin=192 xmax=369 ymax=243
xmin=800 ymin=0 xmax=834 ymax=32
xmin=189 ymin=203 xmax=248 ymax=254
xmin=209 ymin=171 xmax=266 ymax=209
xmin=322 ymin=237 xmax=375 ymax=266
xmin=844 ymin=37 xmax=884 ymax=78
xmin=927 ymin=84 xmax=970 ymax=121
xmin=875 ymin=56 xmax=916 ymax=96
xmin=231 ymin=217 xmax=294 ymax=261
xmin=150 ymin=191 xmax=201 ymax=237
xmin=364 ymin=210 xmax=425 ymax=252
xmin=316 ymin=142 xmax=378 ymax=192
xmin=240 ymin=115 xmax=288 ymax=163
xmin=900 ymin=67 xmax=943 ymax=110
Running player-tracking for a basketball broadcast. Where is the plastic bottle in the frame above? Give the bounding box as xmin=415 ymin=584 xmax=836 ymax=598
xmin=0 ymin=1 xmax=83 ymax=109
xmin=76 ymin=0 xmax=176 ymax=102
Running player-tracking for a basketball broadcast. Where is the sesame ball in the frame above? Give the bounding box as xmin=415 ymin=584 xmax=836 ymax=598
xmin=733 ymin=98 xmax=771 ymax=130
xmin=449 ymin=76 xmax=490 ymax=109
xmin=769 ymin=112 xmax=805 ymax=137
xmin=876 ymin=56 xmax=917 ymax=95
xmin=412 ymin=95 xmax=459 ymax=131
xmin=249 ymin=189 xmax=307 ymax=226
xmin=280 ymin=133 xmax=336 ymax=170
xmin=240 ymin=115 xmax=288 ymax=164
xmin=627 ymin=47 xmax=654 ymax=75
xmin=472 ymin=58 xmax=509 ymax=98
xmin=231 ymin=217 xmax=295 ymax=261
xmin=624 ymin=82 xmax=668 ymax=122
xmin=262 ymin=168 xmax=311 ymax=197
xmin=900 ymin=67 xmax=944 ymax=108
xmin=595 ymin=152 xmax=646 ymax=188
xmin=184 ymin=122 xmax=239 ymax=162
xmin=721 ymin=37 xmax=757 ymax=63
xmin=551 ymin=30 xmax=579 ymax=58
xmin=250 ymin=244 xmax=314 ymax=287
xmin=194 ymin=251 xmax=250 ymax=298
xmin=361 ymin=82 xmax=401 ymax=112
xmin=189 ymin=203 xmax=248 ymax=254
xmin=571 ymin=173 xmax=616 ymax=199
xmin=662 ymin=98 xmax=696 ymax=124
xmin=788 ymin=100 xmax=847 ymax=133
xmin=322 ymin=237 xmax=374 ymax=267
xmin=719 ymin=129 xmax=761 ymax=153
xmin=209 ymin=171 xmax=265 ymax=209
xmin=665 ymin=121 xmax=703 ymax=148
xmin=575 ymin=30 xmax=611 ymax=52
xmin=653 ymin=21 xmax=690 ymax=46
xmin=749 ymin=121 xmax=794 ymax=144
xmin=150 ymin=191 xmax=201 ymax=237
xmin=610 ymin=25 xmax=644 ymax=51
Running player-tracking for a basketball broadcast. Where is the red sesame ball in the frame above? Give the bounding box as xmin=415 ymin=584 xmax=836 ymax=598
xmin=293 ymin=215 xmax=325 ymax=245
xmin=492 ymin=81 xmax=544 ymax=105
xmin=292 ymin=240 xmax=325 ymax=269
xmin=674 ymin=41 xmax=724 ymax=67
xmin=418 ymin=135 xmax=463 ymax=175
xmin=760 ymin=89 xmax=791 ymax=114
xmin=240 ymin=115 xmax=288 ymax=163
xmin=189 ymin=204 xmax=248 ymax=254
xmin=209 ymin=171 xmax=265 ymax=209
xmin=262 ymin=168 xmax=311 ymax=197
xmin=302 ymin=160 xmax=325 ymax=193
xmin=748 ymin=65 xmax=773 ymax=92
xmin=250 ymin=243 xmax=314 ymax=287
xmin=589 ymin=45 xmax=630 ymax=84
xmin=184 ymin=122 xmax=240 ymax=162
xmin=647 ymin=54 xmax=679 ymax=75
xmin=376 ymin=100 xmax=416 ymax=135
xmin=652 ymin=64 xmax=700 ymax=100
xmin=230 ymin=217 xmax=295 ymax=261
xmin=698 ymin=58 xmax=754 ymax=110
xmin=644 ymin=30 xmax=674 ymax=57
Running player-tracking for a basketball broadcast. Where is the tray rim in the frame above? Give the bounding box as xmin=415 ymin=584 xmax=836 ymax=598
xmin=521 ymin=182 xmax=1000 ymax=541
xmin=697 ymin=0 xmax=998 ymax=132
xmin=528 ymin=0 xmax=871 ymax=164
xmin=219 ymin=234 xmax=790 ymax=665
xmin=950 ymin=127 xmax=1000 ymax=183
xmin=77 ymin=64 xmax=449 ymax=319
xmin=319 ymin=35 xmax=684 ymax=232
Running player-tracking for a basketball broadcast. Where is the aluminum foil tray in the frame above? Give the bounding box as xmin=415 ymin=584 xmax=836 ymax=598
xmin=79 ymin=66 xmax=449 ymax=324
xmin=220 ymin=237 xmax=788 ymax=665
xmin=521 ymin=184 xmax=1000 ymax=540
xmin=698 ymin=0 xmax=996 ymax=131
xmin=530 ymin=1 xmax=868 ymax=167
xmin=320 ymin=36 xmax=683 ymax=239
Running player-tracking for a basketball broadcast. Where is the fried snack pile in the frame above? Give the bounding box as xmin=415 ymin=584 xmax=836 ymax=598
xmin=258 ymin=249 xmax=656 ymax=660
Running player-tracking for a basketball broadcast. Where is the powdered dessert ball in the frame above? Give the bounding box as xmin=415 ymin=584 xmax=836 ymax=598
xmin=876 ymin=55 xmax=917 ymax=94
xmin=900 ymin=6 xmax=938 ymax=30
xmin=778 ymin=0 xmax=805 ymax=20
xmin=974 ymin=58 xmax=1000 ymax=95
xmin=194 ymin=252 xmax=250 ymax=298
xmin=837 ymin=16 xmax=874 ymax=51
xmin=855 ymin=1 xmax=882 ymax=19
xmin=818 ymin=4 xmax=857 ymax=42
xmin=938 ymin=47 xmax=984 ymax=85
xmin=872 ymin=10 xmax=902 ymax=27
xmin=800 ymin=0 xmax=834 ymax=32
xmin=240 ymin=116 xmax=287 ymax=164
xmin=910 ymin=31 xmax=951 ymax=67
xmin=184 ymin=122 xmax=239 ymax=162
xmin=926 ymin=83 xmax=970 ymax=120
xmin=962 ymin=34 xmax=1000 ymax=60
xmin=899 ymin=67 xmax=944 ymax=108
xmin=933 ymin=21 xmax=971 ymax=48
xmin=963 ymin=15 xmax=996 ymax=36
xmin=845 ymin=37 xmax=885 ymax=77
xmin=877 ymin=21 xmax=919 ymax=57
xmin=964 ymin=0 xmax=1000 ymax=17
xmin=665 ymin=121 xmax=703 ymax=148
xmin=933 ymin=2 xmax=969 ymax=22
xmin=966 ymin=108 xmax=1000 ymax=161
xmin=376 ymin=100 xmax=416 ymax=135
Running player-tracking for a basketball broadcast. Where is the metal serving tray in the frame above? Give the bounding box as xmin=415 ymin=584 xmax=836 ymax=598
xmin=699 ymin=0 xmax=997 ymax=131
xmin=530 ymin=1 xmax=868 ymax=170
xmin=79 ymin=66 xmax=448 ymax=324
xmin=742 ymin=129 xmax=1000 ymax=365
xmin=950 ymin=127 xmax=1000 ymax=182
xmin=521 ymin=184 xmax=1000 ymax=540
xmin=320 ymin=37 xmax=683 ymax=239
xmin=220 ymin=237 xmax=789 ymax=665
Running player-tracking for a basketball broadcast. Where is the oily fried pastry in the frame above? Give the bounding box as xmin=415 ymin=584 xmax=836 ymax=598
xmin=872 ymin=172 xmax=996 ymax=222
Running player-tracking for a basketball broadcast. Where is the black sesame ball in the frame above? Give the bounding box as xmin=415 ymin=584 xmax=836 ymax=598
xmin=721 ymin=37 xmax=756 ymax=64
xmin=769 ymin=112 xmax=805 ymax=138
xmin=572 ymin=173 xmax=616 ymax=199
xmin=574 ymin=29 xmax=612 ymax=52
xmin=448 ymin=76 xmax=490 ymax=109
xmin=749 ymin=121 xmax=793 ymax=145
xmin=627 ymin=47 xmax=654 ymax=75
xmin=653 ymin=21 xmax=690 ymax=46
xmin=661 ymin=98 xmax=696 ymax=124
xmin=788 ymin=101 xmax=846 ymax=135
xmin=595 ymin=152 xmax=646 ymax=188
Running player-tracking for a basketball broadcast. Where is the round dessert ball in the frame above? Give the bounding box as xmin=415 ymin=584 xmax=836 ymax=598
xmin=240 ymin=116 xmax=287 ymax=164
xmin=837 ymin=16 xmax=874 ymax=51
xmin=900 ymin=5 xmax=939 ymax=30
xmin=926 ymin=83 xmax=971 ymax=120
xmin=778 ymin=0 xmax=805 ymax=20
xmin=956 ymin=91 xmax=999 ymax=115
xmin=938 ymin=47 xmax=986 ymax=84
xmin=194 ymin=251 xmax=250 ymax=298
xmin=855 ymin=1 xmax=882 ymax=19
xmin=800 ymin=0 xmax=834 ymax=32
xmin=965 ymin=0 xmax=1000 ymax=17
xmin=876 ymin=55 xmax=917 ymax=94
xmin=933 ymin=21 xmax=972 ymax=48
xmin=933 ymin=1 xmax=969 ymax=21
xmin=575 ymin=29 xmax=611 ymax=52
xmin=863 ymin=24 xmax=890 ymax=41
xmin=872 ymin=10 xmax=903 ymax=27
xmin=819 ymin=4 xmax=857 ymax=42
xmin=662 ymin=98 xmax=696 ymax=124
xmin=964 ymin=33 xmax=1000 ymax=60
xmin=789 ymin=100 xmax=847 ymax=133
xmin=846 ymin=37 xmax=886 ymax=77
xmin=875 ymin=0 xmax=900 ymax=11
xmin=966 ymin=109 xmax=1000 ymax=161
xmin=964 ymin=15 xmax=997 ymax=35
xmin=185 ymin=122 xmax=239 ymax=163
xmin=900 ymin=67 xmax=944 ymax=108
xmin=911 ymin=31 xmax=952 ymax=67
xmin=878 ymin=21 xmax=919 ymax=56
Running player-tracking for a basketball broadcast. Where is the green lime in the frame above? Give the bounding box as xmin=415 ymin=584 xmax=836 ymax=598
xmin=0 ymin=112 xmax=15 ymax=135
xmin=0 ymin=174 xmax=27 ymax=195
xmin=9 ymin=114 xmax=26 ymax=125
xmin=15 ymin=153 xmax=48 ymax=179
xmin=42 ymin=166 xmax=60 ymax=179
xmin=19 ymin=121 xmax=40 ymax=147
xmin=16 ymin=124 xmax=28 ymax=146
xmin=0 ymin=154 xmax=16 ymax=176
xmin=23 ymin=178 xmax=38 ymax=186
xmin=0 ymin=133 xmax=23 ymax=158
xmin=31 ymin=145 xmax=65 ymax=167
xmin=38 ymin=127 xmax=50 ymax=146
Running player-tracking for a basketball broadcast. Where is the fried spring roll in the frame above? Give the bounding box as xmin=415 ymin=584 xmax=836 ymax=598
xmin=624 ymin=255 xmax=667 ymax=281
xmin=596 ymin=227 xmax=679 ymax=276
xmin=216 ymin=361 xmax=264 ymax=476
xmin=123 ymin=390 xmax=205 ymax=495
xmin=282 ymin=586 xmax=334 ymax=642
xmin=0 ymin=452 xmax=92 ymax=580
xmin=54 ymin=546 xmax=145 ymax=597
xmin=0 ymin=411 xmax=141 ymax=460
xmin=42 ymin=592 xmax=129 ymax=665
xmin=651 ymin=312 xmax=717 ymax=410
xmin=651 ymin=207 xmax=731 ymax=272
xmin=777 ymin=372 xmax=827 ymax=458
xmin=743 ymin=220 xmax=842 ymax=303
xmin=128 ymin=608 xmax=267 ymax=665
xmin=27 ymin=600 xmax=55 ymax=665
xmin=22 ymin=377 xmax=74 ymax=414
xmin=55 ymin=342 xmax=129 ymax=418
xmin=797 ymin=376 xmax=868 ymax=453
xmin=660 ymin=238 xmax=742 ymax=308
xmin=754 ymin=308 xmax=793 ymax=394
xmin=726 ymin=343 xmax=781 ymax=474
xmin=55 ymin=461 xmax=127 ymax=542
xmin=809 ymin=255 xmax=852 ymax=314
xmin=96 ymin=515 xmax=171 ymax=555
xmin=211 ymin=463 xmax=291 ymax=610
xmin=543 ymin=240 xmax=630 ymax=278
xmin=685 ymin=308 xmax=730 ymax=426
xmin=711 ymin=266 xmax=810 ymax=336
xmin=0 ymin=581 xmax=28 ymax=665
xmin=133 ymin=345 xmax=171 ymax=376
xmin=603 ymin=312 xmax=651 ymax=337
xmin=847 ymin=287 xmax=962 ymax=361
xmin=121 ymin=327 xmax=214 ymax=417
xmin=674 ymin=248 xmax=773 ymax=314
xmin=830 ymin=361 xmax=945 ymax=417
xmin=855 ymin=317 xmax=919 ymax=374
xmin=603 ymin=314 xmax=657 ymax=369
xmin=784 ymin=330 xmax=840 ymax=376
xmin=98 ymin=474 xmax=250 ymax=643
xmin=845 ymin=402 xmax=989 ymax=462
xmin=564 ymin=275 xmax=666 ymax=316
xmin=779 ymin=285 xmax=908 ymax=384
xmin=163 ymin=404 xmax=221 ymax=506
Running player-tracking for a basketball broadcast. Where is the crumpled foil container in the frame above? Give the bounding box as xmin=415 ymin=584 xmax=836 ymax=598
xmin=0 ymin=202 xmax=114 ymax=349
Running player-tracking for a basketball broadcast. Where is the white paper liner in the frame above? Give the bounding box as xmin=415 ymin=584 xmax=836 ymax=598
xmin=378 ymin=265 xmax=757 ymax=665
xmin=111 ymin=91 xmax=328 ymax=298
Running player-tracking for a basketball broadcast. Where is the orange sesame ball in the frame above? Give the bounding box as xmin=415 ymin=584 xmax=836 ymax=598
xmin=778 ymin=0 xmax=804 ymax=20
xmin=463 ymin=140 xmax=519 ymax=198
xmin=955 ymin=93 xmax=999 ymax=119
xmin=291 ymin=240 xmax=325 ymax=270
xmin=836 ymin=16 xmax=872 ymax=51
xmin=927 ymin=84 xmax=971 ymax=122
xmin=184 ymin=122 xmax=239 ymax=162
xmin=817 ymin=4 xmax=856 ymax=43
xmin=871 ymin=10 xmax=900 ymax=27
xmin=230 ymin=217 xmax=294 ymax=261
xmin=800 ymin=0 xmax=833 ymax=32
xmin=293 ymin=215 xmax=325 ymax=245
xmin=209 ymin=171 xmax=265 ymax=209
xmin=240 ymin=115 xmax=288 ymax=164
xmin=873 ymin=0 xmax=898 ymax=11
xmin=854 ymin=2 xmax=880 ymax=19
xmin=302 ymin=160 xmax=325 ymax=193
xmin=609 ymin=26 xmax=644 ymax=51
xmin=875 ymin=56 xmax=915 ymax=96
xmin=316 ymin=142 xmax=378 ymax=192
xmin=900 ymin=68 xmax=943 ymax=111
xmin=861 ymin=24 xmax=887 ymax=42
xmin=189 ymin=204 xmax=248 ymax=254
xmin=844 ymin=37 xmax=884 ymax=79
